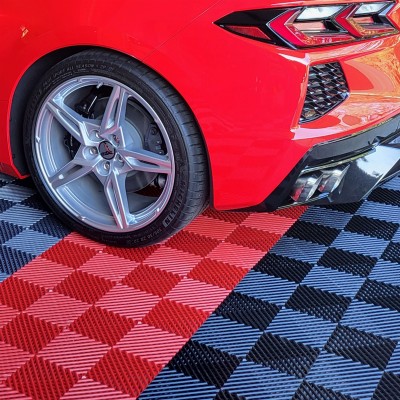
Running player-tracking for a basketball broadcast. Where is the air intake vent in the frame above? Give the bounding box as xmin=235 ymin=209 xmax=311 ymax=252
xmin=300 ymin=62 xmax=349 ymax=124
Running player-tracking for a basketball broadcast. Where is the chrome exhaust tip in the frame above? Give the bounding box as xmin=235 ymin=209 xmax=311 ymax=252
xmin=291 ymin=173 xmax=323 ymax=202
xmin=290 ymin=165 xmax=350 ymax=204
xmin=318 ymin=165 xmax=350 ymax=194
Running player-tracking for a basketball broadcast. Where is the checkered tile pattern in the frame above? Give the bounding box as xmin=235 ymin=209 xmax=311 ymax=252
xmin=0 ymin=175 xmax=301 ymax=399
xmin=142 ymin=177 xmax=400 ymax=400
xmin=0 ymin=174 xmax=70 ymax=281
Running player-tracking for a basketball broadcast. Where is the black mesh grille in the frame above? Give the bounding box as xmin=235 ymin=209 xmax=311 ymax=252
xmin=300 ymin=62 xmax=349 ymax=124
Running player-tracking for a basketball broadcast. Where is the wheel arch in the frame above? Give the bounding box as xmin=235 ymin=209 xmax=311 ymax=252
xmin=10 ymin=46 xmax=212 ymax=204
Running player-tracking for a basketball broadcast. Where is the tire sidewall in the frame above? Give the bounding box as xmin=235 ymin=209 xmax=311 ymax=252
xmin=24 ymin=52 xmax=200 ymax=247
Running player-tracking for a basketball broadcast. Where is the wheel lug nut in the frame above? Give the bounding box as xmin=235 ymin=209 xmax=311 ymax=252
xmin=103 ymin=161 xmax=110 ymax=171
xmin=93 ymin=130 xmax=100 ymax=139
xmin=89 ymin=147 xmax=97 ymax=155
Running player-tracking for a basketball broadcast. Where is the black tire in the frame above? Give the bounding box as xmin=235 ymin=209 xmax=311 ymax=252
xmin=23 ymin=49 xmax=209 ymax=247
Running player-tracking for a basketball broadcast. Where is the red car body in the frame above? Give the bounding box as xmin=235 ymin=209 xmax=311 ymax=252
xmin=1 ymin=0 xmax=400 ymax=212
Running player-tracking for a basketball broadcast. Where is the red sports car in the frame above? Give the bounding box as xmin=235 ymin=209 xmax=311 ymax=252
xmin=1 ymin=0 xmax=400 ymax=246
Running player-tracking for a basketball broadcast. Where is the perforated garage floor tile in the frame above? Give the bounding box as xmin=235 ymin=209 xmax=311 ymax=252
xmin=2 ymin=175 xmax=400 ymax=399
xmin=143 ymin=177 xmax=400 ymax=400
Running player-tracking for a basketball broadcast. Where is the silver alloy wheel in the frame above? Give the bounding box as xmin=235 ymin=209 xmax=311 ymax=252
xmin=34 ymin=76 xmax=175 ymax=233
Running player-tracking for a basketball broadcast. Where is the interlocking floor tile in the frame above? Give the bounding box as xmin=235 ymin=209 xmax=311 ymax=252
xmin=38 ymin=330 xmax=110 ymax=375
xmin=356 ymin=279 xmax=400 ymax=312
xmin=41 ymin=240 xmax=97 ymax=269
xmin=345 ymin=215 xmax=398 ymax=241
xmin=70 ymin=306 xmax=135 ymax=346
xmin=55 ymin=270 xmax=114 ymax=304
xmin=0 ymin=341 xmax=32 ymax=382
xmin=192 ymin=314 xmax=262 ymax=357
xmin=88 ymin=348 xmax=161 ymax=398
xmin=254 ymin=253 xmax=313 ymax=284
xmin=293 ymin=381 xmax=355 ymax=400
xmin=168 ymin=340 xmax=241 ymax=388
xmin=285 ymin=220 xmax=340 ymax=246
xmin=140 ymin=368 xmax=219 ymax=400
xmin=221 ymin=360 xmax=302 ymax=400
xmin=116 ymin=323 xmax=187 ymax=365
xmin=61 ymin=378 xmax=133 ymax=400
xmin=247 ymin=332 xmax=320 ymax=378
xmin=372 ymin=372 xmax=400 ymax=400
xmin=0 ymin=204 xmax=47 ymax=228
xmin=188 ymin=258 xmax=248 ymax=290
xmin=235 ymin=270 xmax=298 ymax=306
xmin=215 ymin=291 xmax=280 ymax=331
xmin=80 ymin=253 xmax=138 ymax=283
xmin=286 ymin=285 xmax=351 ymax=323
xmin=300 ymin=206 xmax=352 ymax=229
xmin=341 ymin=300 xmax=400 ymax=340
xmin=0 ymin=312 xmax=62 ymax=354
xmin=6 ymin=356 xmax=78 ymax=400
xmin=1 ymin=176 xmax=400 ymax=399
xmin=318 ymin=247 xmax=377 ymax=277
xmin=368 ymin=187 xmax=400 ymax=207
xmin=306 ymin=350 xmax=383 ymax=400
xmin=302 ymin=265 xmax=365 ymax=298
xmin=95 ymin=284 xmax=160 ymax=321
xmin=325 ymin=325 xmax=397 ymax=370
xmin=266 ymin=307 xmax=336 ymax=348
xmin=123 ymin=263 xmax=181 ymax=296
xmin=142 ymin=299 xmax=208 ymax=338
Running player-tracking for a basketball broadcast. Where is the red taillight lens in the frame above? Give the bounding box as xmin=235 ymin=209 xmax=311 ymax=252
xmin=269 ymin=8 xmax=355 ymax=47
xmin=336 ymin=3 xmax=395 ymax=38
xmin=216 ymin=2 xmax=399 ymax=49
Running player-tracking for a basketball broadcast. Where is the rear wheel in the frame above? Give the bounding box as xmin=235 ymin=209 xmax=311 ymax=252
xmin=23 ymin=50 xmax=209 ymax=247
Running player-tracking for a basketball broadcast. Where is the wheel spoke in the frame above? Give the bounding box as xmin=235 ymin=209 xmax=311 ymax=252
xmin=119 ymin=148 xmax=172 ymax=175
xmin=47 ymin=98 xmax=94 ymax=145
xmin=100 ymin=85 xmax=129 ymax=137
xmin=104 ymin=171 xmax=131 ymax=230
xmin=49 ymin=158 xmax=94 ymax=189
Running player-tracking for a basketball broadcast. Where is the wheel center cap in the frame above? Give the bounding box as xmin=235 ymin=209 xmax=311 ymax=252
xmin=99 ymin=141 xmax=116 ymax=160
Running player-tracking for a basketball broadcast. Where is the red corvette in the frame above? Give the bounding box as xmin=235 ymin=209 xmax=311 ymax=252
xmin=1 ymin=0 xmax=400 ymax=246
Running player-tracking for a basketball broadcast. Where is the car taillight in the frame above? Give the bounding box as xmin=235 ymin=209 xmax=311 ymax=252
xmin=216 ymin=2 xmax=399 ymax=48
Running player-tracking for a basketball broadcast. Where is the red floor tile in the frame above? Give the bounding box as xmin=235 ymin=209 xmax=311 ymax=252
xmin=0 ymin=304 xmax=19 ymax=329
xmin=207 ymin=242 xmax=266 ymax=270
xmin=0 ymin=383 xmax=31 ymax=399
xmin=165 ymin=230 xmax=220 ymax=257
xmin=6 ymin=356 xmax=78 ymax=400
xmin=143 ymin=246 xmax=201 ymax=276
xmin=0 ymin=313 xmax=62 ymax=354
xmin=104 ymin=244 xmax=160 ymax=263
xmin=166 ymin=278 xmax=230 ymax=313
xmin=95 ymin=284 xmax=160 ymax=321
xmin=26 ymin=292 xmax=90 ymax=327
xmin=41 ymin=241 xmax=97 ymax=269
xmin=242 ymin=213 xmax=297 ymax=234
xmin=226 ymin=225 xmax=282 ymax=252
xmin=61 ymin=378 xmax=133 ymax=399
xmin=143 ymin=299 xmax=209 ymax=338
xmin=79 ymin=253 xmax=139 ymax=283
xmin=0 ymin=341 xmax=32 ymax=382
xmin=39 ymin=330 xmax=110 ymax=376
xmin=14 ymin=257 xmax=73 ymax=290
xmin=55 ymin=270 xmax=114 ymax=304
xmin=184 ymin=215 xmax=238 ymax=240
xmin=116 ymin=323 xmax=187 ymax=365
xmin=70 ymin=306 xmax=135 ymax=347
xmin=188 ymin=258 xmax=248 ymax=290
xmin=122 ymin=264 xmax=181 ymax=297
xmin=0 ymin=277 xmax=45 ymax=312
xmin=88 ymin=348 xmax=161 ymax=398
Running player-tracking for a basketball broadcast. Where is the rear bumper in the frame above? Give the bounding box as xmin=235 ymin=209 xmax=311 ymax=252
xmin=243 ymin=113 xmax=400 ymax=211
